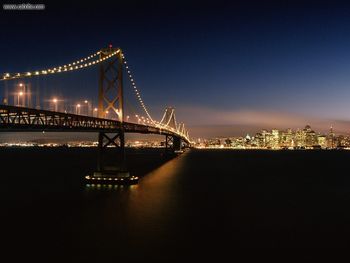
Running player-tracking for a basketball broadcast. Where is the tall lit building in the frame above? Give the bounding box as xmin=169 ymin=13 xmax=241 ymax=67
xmin=304 ymin=125 xmax=317 ymax=147
xmin=337 ymin=135 xmax=345 ymax=148
xmin=317 ymin=135 xmax=327 ymax=148
xmin=280 ymin=128 xmax=294 ymax=148
xmin=327 ymin=125 xmax=335 ymax=149
xmin=254 ymin=133 xmax=264 ymax=148
xmin=261 ymin=129 xmax=268 ymax=147
xmin=295 ymin=128 xmax=304 ymax=147
xmin=271 ymin=129 xmax=280 ymax=148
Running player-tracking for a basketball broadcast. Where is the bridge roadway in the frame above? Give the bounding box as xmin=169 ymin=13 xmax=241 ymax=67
xmin=0 ymin=105 xmax=190 ymax=144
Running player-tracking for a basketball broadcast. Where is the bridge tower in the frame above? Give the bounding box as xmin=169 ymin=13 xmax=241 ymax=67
xmin=161 ymin=107 xmax=182 ymax=152
xmin=94 ymin=46 xmax=129 ymax=180
xmin=98 ymin=46 xmax=124 ymax=121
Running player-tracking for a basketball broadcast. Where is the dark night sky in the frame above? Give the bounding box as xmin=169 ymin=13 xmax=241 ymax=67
xmin=2 ymin=0 xmax=350 ymax=137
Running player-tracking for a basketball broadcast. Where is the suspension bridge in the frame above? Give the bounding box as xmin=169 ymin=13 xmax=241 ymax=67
xmin=0 ymin=46 xmax=191 ymax=184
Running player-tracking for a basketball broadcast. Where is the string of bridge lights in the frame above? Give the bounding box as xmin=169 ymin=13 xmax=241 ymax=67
xmin=0 ymin=49 xmax=120 ymax=81
xmin=121 ymin=52 xmax=155 ymax=124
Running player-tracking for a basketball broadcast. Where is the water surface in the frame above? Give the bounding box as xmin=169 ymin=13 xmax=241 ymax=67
xmin=1 ymin=148 xmax=350 ymax=261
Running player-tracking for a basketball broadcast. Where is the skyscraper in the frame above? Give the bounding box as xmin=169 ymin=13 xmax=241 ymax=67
xmin=327 ymin=125 xmax=335 ymax=149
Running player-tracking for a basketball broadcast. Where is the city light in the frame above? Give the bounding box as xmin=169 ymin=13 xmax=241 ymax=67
xmin=16 ymin=91 xmax=24 ymax=107
xmin=195 ymin=125 xmax=340 ymax=150
xmin=93 ymin=107 xmax=98 ymax=117
xmin=52 ymin=98 xmax=58 ymax=111
xmin=75 ymin=104 xmax=81 ymax=115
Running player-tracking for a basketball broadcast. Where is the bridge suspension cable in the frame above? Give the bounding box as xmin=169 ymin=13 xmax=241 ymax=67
xmin=121 ymin=52 xmax=154 ymax=124
xmin=1 ymin=49 xmax=120 ymax=81
xmin=164 ymin=108 xmax=175 ymax=127
xmin=159 ymin=109 xmax=167 ymax=124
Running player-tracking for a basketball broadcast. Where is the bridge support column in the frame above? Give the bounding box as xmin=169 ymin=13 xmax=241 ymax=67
xmin=96 ymin=131 xmax=125 ymax=172
xmin=86 ymin=129 xmax=138 ymax=184
xmin=96 ymin=130 xmax=127 ymax=175
xmin=165 ymin=135 xmax=182 ymax=153
xmin=165 ymin=135 xmax=173 ymax=152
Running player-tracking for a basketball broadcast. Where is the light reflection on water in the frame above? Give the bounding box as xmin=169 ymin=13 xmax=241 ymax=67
xmin=83 ymin=151 xmax=189 ymax=226
xmin=128 ymin=152 xmax=188 ymax=219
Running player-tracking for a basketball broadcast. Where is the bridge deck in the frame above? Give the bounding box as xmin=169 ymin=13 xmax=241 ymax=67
xmin=0 ymin=105 xmax=189 ymax=143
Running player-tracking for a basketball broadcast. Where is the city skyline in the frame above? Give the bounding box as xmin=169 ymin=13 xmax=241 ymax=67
xmin=198 ymin=124 xmax=343 ymax=149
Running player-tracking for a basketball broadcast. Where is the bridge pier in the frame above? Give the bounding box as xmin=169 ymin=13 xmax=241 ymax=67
xmin=165 ymin=135 xmax=172 ymax=152
xmin=165 ymin=135 xmax=182 ymax=153
xmin=86 ymin=130 xmax=138 ymax=184
xmin=96 ymin=131 xmax=126 ymax=172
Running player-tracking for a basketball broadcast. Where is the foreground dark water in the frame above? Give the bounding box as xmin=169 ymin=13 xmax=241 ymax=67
xmin=1 ymin=148 xmax=350 ymax=260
